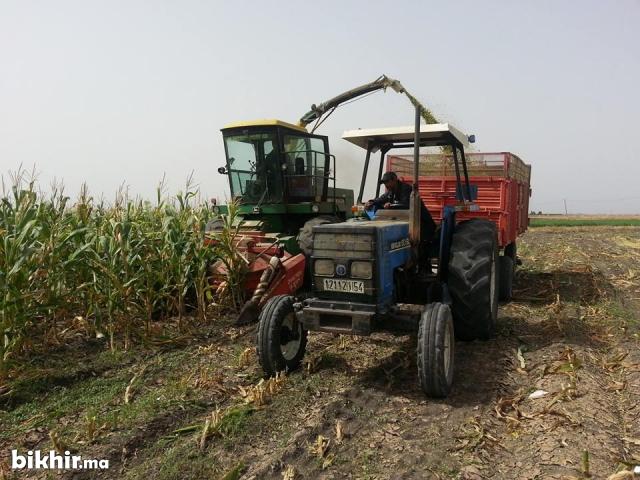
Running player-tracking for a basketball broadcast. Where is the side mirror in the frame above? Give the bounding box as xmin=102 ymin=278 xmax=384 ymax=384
xmin=468 ymin=134 xmax=476 ymax=144
xmin=217 ymin=166 xmax=227 ymax=174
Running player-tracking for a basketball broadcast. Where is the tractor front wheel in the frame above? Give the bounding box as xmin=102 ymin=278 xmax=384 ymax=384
xmin=417 ymin=302 xmax=455 ymax=398
xmin=257 ymin=295 xmax=308 ymax=377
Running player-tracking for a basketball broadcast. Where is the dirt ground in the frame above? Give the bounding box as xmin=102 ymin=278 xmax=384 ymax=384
xmin=2 ymin=227 xmax=640 ymax=480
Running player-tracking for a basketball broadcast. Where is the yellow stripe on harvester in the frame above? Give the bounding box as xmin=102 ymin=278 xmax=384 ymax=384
xmin=221 ymin=119 xmax=308 ymax=133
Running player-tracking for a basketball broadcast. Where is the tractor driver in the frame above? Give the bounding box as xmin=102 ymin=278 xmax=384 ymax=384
xmin=365 ymin=171 xmax=437 ymax=244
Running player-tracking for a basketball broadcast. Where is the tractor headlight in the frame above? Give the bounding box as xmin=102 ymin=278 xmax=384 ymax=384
xmin=314 ymin=259 xmax=334 ymax=276
xmin=351 ymin=261 xmax=373 ymax=279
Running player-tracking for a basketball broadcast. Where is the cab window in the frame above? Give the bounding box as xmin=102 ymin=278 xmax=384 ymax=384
xmin=224 ymin=132 xmax=281 ymax=202
xmin=283 ymin=134 xmax=328 ymax=199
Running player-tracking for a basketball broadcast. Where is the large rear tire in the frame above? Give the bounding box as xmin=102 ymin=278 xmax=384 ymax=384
xmin=257 ymin=295 xmax=307 ymax=377
xmin=417 ymin=302 xmax=455 ymax=398
xmin=448 ymin=219 xmax=499 ymax=341
xmin=297 ymin=216 xmax=340 ymax=256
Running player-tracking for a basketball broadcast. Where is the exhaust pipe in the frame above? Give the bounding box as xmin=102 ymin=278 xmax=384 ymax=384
xmin=409 ymin=105 xmax=422 ymax=265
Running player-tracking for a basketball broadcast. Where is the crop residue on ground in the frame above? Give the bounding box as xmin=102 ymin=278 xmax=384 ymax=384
xmin=1 ymin=226 xmax=640 ymax=479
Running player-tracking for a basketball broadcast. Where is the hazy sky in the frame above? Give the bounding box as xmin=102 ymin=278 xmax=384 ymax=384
xmin=1 ymin=1 xmax=639 ymax=213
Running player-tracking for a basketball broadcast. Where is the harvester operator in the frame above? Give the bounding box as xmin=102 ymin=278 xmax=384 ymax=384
xmin=365 ymin=171 xmax=437 ymax=244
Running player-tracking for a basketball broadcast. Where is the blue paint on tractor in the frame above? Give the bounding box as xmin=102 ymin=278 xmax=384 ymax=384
xmin=375 ymin=221 xmax=410 ymax=307
xmin=311 ymin=219 xmax=410 ymax=310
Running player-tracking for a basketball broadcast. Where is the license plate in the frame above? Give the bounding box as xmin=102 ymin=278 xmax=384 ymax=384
xmin=323 ymin=278 xmax=365 ymax=294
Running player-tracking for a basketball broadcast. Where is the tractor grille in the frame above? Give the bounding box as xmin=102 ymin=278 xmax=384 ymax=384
xmin=313 ymin=232 xmax=374 ymax=258
xmin=311 ymin=229 xmax=376 ymax=302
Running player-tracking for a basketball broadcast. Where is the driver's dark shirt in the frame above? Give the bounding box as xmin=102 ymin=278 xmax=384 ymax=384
xmin=371 ymin=181 xmax=437 ymax=240
xmin=371 ymin=181 xmax=412 ymax=209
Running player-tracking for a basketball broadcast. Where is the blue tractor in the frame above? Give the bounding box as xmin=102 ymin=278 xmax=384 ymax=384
xmin=256 ymin=109 xmax=499 ymax=398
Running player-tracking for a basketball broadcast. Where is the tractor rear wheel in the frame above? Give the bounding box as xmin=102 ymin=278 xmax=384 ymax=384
xmin=417 ymin=302 xmax=455 ymax=398
xmin=257 ymin=295 xmax=307 ymax=377
xmin=448 ymin=219 xmax=499 ymax=341
xmin=498 ymin=255 xmax=515 ymax=301
xmin=297 ymin=216 xmax=340 ymax=256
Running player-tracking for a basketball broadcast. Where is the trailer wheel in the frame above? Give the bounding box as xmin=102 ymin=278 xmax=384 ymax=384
xmin=498 ymin=255 xmax=514 ymax=301
xmin=257 ymin=295 xmax=307 ymax=377
xmin=417 ymin=302 xmax=455 ymax=398
xmin=504 ymin=241 xmax=517 ymax=261
xmin=448 ymin=219 xmax=499 ymax=341
xmin=297 ymin=216 xmax=340 ymax=256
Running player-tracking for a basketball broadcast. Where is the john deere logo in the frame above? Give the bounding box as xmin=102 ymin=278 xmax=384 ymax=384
xmin=336 ymin=264 xmax=347 ymax=276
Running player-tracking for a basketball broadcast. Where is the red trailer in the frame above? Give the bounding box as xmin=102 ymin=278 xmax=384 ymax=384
xmin=387 ymin=152 xmax=531 ymax=249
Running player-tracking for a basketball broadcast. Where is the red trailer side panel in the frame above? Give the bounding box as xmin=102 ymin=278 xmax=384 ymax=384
xmin=388 ymin=152 xmax=531 ymax=248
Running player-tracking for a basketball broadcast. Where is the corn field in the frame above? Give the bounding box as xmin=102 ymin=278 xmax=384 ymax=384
xmin=0 ymin=171 xmax=237 ymax=380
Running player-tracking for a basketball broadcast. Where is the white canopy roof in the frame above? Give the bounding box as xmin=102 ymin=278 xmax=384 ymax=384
xmin=342 ymin=123 xmax=469 ymax=151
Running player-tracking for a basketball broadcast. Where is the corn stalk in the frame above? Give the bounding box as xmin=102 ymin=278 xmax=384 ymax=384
xmin=0 ymin=170 xmax=221 ymax=375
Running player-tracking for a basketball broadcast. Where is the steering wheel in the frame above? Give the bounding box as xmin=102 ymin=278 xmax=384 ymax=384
xmin=248 ymin=159 xmax=257 ymax=179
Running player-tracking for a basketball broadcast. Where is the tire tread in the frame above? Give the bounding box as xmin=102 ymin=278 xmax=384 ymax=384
xmin=448 ymin=219 xmax=499 ymax=341
xmin=257 ymin=295 xmax=307 ymax=377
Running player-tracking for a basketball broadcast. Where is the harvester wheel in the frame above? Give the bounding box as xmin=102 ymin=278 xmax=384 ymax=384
xmin=417 ymin=302 xmax=455 ymax=398
xmin=448 ymin=219 xmax=499 ymax=341
xmin=257 ymin=295 xmax=307 ymax=377
xmin=498 ymin=255 xmax=514 ymax=301
xmin=297 ymin=216 xmax=340 ymax=256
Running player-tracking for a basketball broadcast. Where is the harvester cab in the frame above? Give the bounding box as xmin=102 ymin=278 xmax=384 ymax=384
xmin=217 ymin=119 xmax=353 ymax=239
xmin=256 ymin=109 xmax=502 ymax=398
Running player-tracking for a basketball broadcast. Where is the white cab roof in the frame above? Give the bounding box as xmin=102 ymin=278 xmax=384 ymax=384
xmin=342 ymin=123 xmax=469 ymax=151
